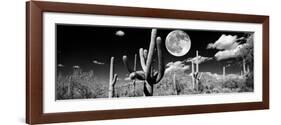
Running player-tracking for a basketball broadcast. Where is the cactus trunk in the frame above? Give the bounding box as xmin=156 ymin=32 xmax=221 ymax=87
xmin=173 ymin=73 xmax=178 ymax=95
xmin=191 ymin=61 xmax=195 ymax=89
xmin=223 ymin=66 xmax=225 ymax=84
xmin=132 ymin=54 xmax=137 ymax=96
xmin=196 ymin=51 xmax=199 ymax=91
xmin=67 ymin=77 xmax=71 ymax=98
xmin=143 ymin=82 xmax=153 ymax=96
xmin=192 ymin=50 xmax=200 ymax=91
xmin=243 ymin=58 xmax=246 ymax=75
xmin=109 ymin=57 xmax=118 ymax=98
xmin=196 ymin=50 xmax=199 ymax=72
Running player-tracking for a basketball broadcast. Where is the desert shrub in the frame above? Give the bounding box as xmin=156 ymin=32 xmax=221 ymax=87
xmin=56 ymin=69 xmax=107 ymax=100
xmin=211 ymin=87 xmax=221 ymax=93
xmin=69 ymin=80 xmax=93 ymax=99
xmin=221 ymin=88 xmax=232 ymax=93
xmin=56 ymin=73 xmax=71 ymax=99
xmin=245 ymin=72 xmax=254 ymax=88
xmin=113 ymin=80 xmax=144 ymax=98
xmin=115 ymin=84 xmax=130 ymax=97
xmin=223 ymin=79 xmax=238 ymax=89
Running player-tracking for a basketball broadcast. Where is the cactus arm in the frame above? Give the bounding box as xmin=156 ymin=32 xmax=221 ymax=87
xmin=129 ymin=71 xmax=145 ymax=80
xmin=112 ymin=74 xmax=118 ymax=86
xmin=134 ymin=54 xmax=137 ymax=71
xmin=143 ymin=49 xmax=148 ymax=60
xmin=139 ymin=48 xmax=147 ymax=72
xmin=122 ymin=55 xmax=134 ymax=73
xmin=155 ymin=37 xmax=165 ymax=83
xmin=123 ymin=54 xmax=146 ymax=81
xmin=145 ymin=29 xmax=157 ymax=79
xmin=135 ymin=71 xmax=145 ymax=80
xmin=198 ymin=72 xmax=202 ymax=80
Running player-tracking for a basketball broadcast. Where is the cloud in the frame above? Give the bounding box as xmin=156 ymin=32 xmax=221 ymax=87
xmin=115 ymin=30 xmax=125 ymax=36
xmin=92 ymin=60 xmax=105 ymax=65
xmin=57 ymin=64 xmax=64 ymax=67
xmin=207 ymin=34 xmax=253 ymax=61
xmin=165 ymin=61 xmax=190 ymax=73
xmin=214 ymin=48 xmax=240 ymax=60
xmin=225 ymin=64 xmax=231 ymax=67
xmin=215 ymin=38 xmax=250 ymax=60
xmin=185 ymin=56 xmax=212 ymax=64
xmin=73 ymin=65 xmax=80 ymax=69
xmin=214 ymin=42 xmax=252 ymax=60
xmin=207 ymin=34 xmax=240 ymax=50
xmin=124 ymin=77 xmax=131 ymax=81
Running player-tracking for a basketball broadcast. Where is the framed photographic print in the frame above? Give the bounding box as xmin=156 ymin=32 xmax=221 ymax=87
xmin=26 ymin=1 xmax=269 ymax=124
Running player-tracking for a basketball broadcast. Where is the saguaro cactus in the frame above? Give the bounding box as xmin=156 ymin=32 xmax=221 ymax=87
xmin=191 ymin=61 xmax=195 ymax=89
xmin=131 ymin=54 xmax=137 ymax=96
xmin=243 ymin=58 xmax=246 ymax=75
xmin=194 ymin=72 xmax=203 ymax=92
xmin=196 ymin=51 xmax=199 ymax=73
xmin=67 ymin=65 xmax=81 ymax=98
xmin=123 ymin=29 xmax=165 ymax=96
xmin=191 ymin=50 xmax=201 ymax=91
xmin=173 ymin=73 xmax=180 ymax=95
xmin=223 ymin=66 xmax=226 ymax=84
xmin=108 ymin=57 xmax=118 ymax=98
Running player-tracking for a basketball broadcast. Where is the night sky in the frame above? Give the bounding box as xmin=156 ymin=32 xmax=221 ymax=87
xmin=56 ymin=24 xmax=251 ymax=81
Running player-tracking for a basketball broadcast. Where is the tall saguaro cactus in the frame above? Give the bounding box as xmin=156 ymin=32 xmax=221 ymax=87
xmin=243 ymin=58 xmax=246 ymax=75
xmin=191 ymin=50 xmax=201 ymax=91
xmin=67 ymin=66 xmax=81 ymax=98
xmin=196 ymin=51 xmax=199 ymax=73
xmin=123 ymin=29 xmax=165 ymax=96
xmin=173 ymin=73 xmax=180 ymax=95
xmin=108 ymin=57 xmax=118 ymax=98
xmin=191 ymin=61 xmax=195 ymax=89
xmin=223 ymin=66 xmax=226 ymax=84
xmin=132 ymin=54 xmax=137 ymax=96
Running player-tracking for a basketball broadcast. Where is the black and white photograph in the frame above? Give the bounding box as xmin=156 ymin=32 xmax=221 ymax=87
xmin=24 ymin=1 xmax=270 ymax=124
xmin=55 ymin=24 xmax=254 ymax=100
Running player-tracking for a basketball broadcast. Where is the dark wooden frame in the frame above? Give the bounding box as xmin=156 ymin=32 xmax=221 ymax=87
xmin=26 ymin=1 xmax=269 ymax=124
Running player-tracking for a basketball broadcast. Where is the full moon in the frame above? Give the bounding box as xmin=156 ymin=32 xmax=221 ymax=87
xmin=165 ymin=30 xmax=191 ymax=57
